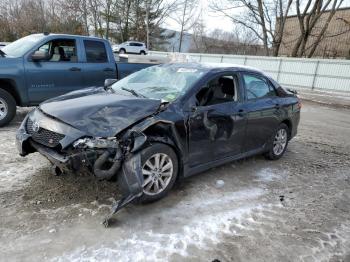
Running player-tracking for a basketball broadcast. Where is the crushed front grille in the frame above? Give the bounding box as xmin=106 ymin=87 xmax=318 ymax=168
xmin=26 ymin=118 xmax=65 ymax=148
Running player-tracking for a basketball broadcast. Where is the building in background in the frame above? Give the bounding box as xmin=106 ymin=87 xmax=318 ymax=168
xmin=279 ymin=7 xmax=350 ymax=59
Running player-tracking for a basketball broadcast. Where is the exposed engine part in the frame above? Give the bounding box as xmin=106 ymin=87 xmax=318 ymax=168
xmin=93 ymin=147 xmax=122 ymax=180
xmin=73 ymin=137 xmax=119 ymax=149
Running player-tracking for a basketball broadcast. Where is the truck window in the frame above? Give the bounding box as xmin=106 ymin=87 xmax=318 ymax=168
xmin=36 ymin=39 xmax=77 ymax=62
xmin=84 ymin=40 xmax=108 ymax=63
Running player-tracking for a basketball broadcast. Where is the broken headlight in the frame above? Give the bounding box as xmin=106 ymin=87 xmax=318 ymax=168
xmin=73 ymin=137 xmax=119 ymax=149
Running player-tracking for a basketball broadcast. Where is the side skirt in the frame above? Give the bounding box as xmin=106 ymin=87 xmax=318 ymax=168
xmin=184 ymin=146 xmax=266 ymax=177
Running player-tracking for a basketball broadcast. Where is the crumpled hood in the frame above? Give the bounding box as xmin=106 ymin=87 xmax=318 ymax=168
xmin=39 ymin=87 xmax=162 ymax=137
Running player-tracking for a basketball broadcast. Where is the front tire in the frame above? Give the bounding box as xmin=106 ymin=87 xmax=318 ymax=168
xmin=0 ymin=89 xmax=16 ymax=127
xmin=119 ymin=48 xmax=126 ymax=54
xmin=139 ymin=143 xmax=178 ymax=203
xmin=265 ymin=123 xmax=289 ymax=160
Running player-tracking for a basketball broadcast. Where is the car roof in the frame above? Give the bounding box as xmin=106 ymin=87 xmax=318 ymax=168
xmin=127 ymin=41 xmax=144 ymax=44
xmin=162 ymin=62 xmax=265 ymax=75
xmin=31 ymin=33 xmax=107 ymax=41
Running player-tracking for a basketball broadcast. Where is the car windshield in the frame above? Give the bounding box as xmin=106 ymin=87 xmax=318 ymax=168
xmin=2 ymin=34 xmax=46 ymax=57
xmin=112 ymin=65 xmax=205 ymax=102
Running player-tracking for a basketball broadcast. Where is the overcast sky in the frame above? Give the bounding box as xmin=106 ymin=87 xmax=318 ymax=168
xmin=164 ymin=0 xmax=235 ymax=33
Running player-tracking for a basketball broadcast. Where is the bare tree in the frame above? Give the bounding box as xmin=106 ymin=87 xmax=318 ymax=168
xmin=191 ymin=10 xmax=208 ymax=53
xmin=170 ymin=0 xmax=198 ymax=52
xmin=269 ymin=0 xmax=293 ymax=56
xmin=210 ymin=0 xmax=293 ymax=56
xmin=144 ymin=0 xmax=177 ymax=48
xmin=102 ymin=0 xmax=113 ymax=39
xmin=0 ymin=0 xmax=183 ymax=49
xmin=291 ymin=0 xmax=345 ymax=58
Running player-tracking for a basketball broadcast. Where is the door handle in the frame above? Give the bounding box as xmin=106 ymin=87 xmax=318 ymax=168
xmin=103 ymin=68 xmax=114 ymax=72
xmin=69 ymin=67 xmax=81 ymax=72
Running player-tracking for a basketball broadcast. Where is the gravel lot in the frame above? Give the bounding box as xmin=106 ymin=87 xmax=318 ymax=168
xmin=0 ymin=101 xmax=349 ymax=262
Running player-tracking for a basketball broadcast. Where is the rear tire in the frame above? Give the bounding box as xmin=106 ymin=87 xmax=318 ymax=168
xmin=265 ymin=123 xmax=289 ymax=160
xmin=140 ymin=51 xmax=146 ymax=55
xmin=0 ymin=89 xmax=16 ymax=127
xmin=139 ymin=143 xmax=178 ymax=203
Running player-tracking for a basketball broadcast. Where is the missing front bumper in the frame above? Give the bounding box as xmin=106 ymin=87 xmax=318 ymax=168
xmin=17 ymin=128 xmax=144 ymax=226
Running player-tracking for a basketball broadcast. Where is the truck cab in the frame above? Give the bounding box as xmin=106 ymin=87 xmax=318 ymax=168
xmin=0 ymin=33 xmax=117 ymax=126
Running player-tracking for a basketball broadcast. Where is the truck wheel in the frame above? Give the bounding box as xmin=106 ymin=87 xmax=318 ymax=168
xmin=119 ymin=48 xmax=126 ymax=54
xmin=0 ymin=89 xmax=16 ymax=127
xmin=139 ymin=143 xmax=178 ymax=203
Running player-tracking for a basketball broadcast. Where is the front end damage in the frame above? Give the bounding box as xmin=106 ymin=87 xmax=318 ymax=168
xmin=16 ymin=109 xmax=153 ymax=226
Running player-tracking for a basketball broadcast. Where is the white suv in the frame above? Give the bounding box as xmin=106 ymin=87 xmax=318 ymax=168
xmin=112 ymin=41 xmax=148 ymax=55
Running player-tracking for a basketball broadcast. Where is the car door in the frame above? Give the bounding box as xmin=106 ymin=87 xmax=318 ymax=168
xmin=82 ymin=40 xmax=116 ymax=87
xmin=188 ymin=73 xmax=246 ymax=167
xmin=128 ymin=42 xmax=137 ymax=53
xmin=240 ymin=72 xmax=281 ymax=152
xmin=25 ymin=38 xmax=83 ymax=103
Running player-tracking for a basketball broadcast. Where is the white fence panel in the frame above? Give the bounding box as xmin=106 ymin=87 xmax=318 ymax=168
xmin=279 ymin=73 xmax=314 ymax=88
xmin=245 ymin=57 xmax=279 ymax=71
xmin=149 ymin=51 xmax=350 ymax=92
xmin=221 ymin=56 xmax=246 ymax=64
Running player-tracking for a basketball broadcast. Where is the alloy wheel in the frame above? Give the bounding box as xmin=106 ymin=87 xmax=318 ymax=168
xmin=142 ymin=153 xmax=174 ymax=196
xmin=273 ymin=128 xmax=287 ymax=156
xmin=0 ymin=97 xmax=8 ymax=120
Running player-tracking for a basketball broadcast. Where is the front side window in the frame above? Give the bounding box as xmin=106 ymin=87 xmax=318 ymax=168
xmin=112 ymin=65 xmax=206 ymax=102
xmin=243 ymin=74 xmax=276 ymax=100
xmin=84 ymin=40 xmax=108 ymax=63
xmin=196 ymin=74 xmax=238 ymax=106
xmin=36 ymin=39 xmax=77 ymax=62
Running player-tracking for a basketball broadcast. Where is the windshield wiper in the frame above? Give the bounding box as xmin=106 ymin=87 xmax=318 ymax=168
xmin=121 ymin=87 xmax=146 ymax=98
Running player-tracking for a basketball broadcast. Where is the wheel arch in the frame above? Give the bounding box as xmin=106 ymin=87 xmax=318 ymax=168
xmin=141 ymin=121 xmax=184 ymax=178
xmin=281 ymin=119 xmax=292 ymax=140
xmin=0 ymin=79 xmax=22 ymax=106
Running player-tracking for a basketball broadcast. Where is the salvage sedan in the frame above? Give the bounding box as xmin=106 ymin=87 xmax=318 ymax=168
xmin=16 ymin=63 xmax=300 ymax=223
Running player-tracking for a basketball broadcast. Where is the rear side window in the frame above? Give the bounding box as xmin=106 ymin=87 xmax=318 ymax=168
xmin=84 ymin=40 xmax=108 ymax=63
xmin=243 ymin=74 xmax=276 ymax=100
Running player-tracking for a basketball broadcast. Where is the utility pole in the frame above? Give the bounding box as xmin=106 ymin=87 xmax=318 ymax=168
xmin=146 ymin=0 xmax=152 ymax=49
xmin=179 ymin=0 xmax=188 ymax=52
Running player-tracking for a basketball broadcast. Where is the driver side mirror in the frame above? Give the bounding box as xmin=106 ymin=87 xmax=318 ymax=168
xmin=31 ymin=50 xmax=49 ymax=61
xmin=104 ymin=78 xmax=118 ymax=88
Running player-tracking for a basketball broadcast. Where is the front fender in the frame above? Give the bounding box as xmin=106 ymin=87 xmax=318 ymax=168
xmin=103 ymin=153 xmax=144 ymax=227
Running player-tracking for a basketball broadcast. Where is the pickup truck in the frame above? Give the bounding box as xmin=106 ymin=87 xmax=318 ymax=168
xmin=0 ymin=33 xmax=157 ymax=127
